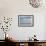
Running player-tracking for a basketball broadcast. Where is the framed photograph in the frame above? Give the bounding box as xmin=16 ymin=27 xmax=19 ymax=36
xmin=18 ymin=15 xmax=34 ymax=27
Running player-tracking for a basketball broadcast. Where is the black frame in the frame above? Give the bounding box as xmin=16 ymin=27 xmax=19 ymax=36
xmin=18 ymin=15 xmax=34 ymax=27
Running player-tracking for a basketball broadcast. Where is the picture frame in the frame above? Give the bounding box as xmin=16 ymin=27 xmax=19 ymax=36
xmin=18 ymin=15 xmax=34 ymax=27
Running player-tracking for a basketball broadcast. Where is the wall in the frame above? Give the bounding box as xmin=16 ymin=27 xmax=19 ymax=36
xmin=0 ymin=0 xmax=46 ymax=40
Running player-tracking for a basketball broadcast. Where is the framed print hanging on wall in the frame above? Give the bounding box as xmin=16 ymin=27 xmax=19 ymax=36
xmin=18 ymin=15 xmax=34 ymax=27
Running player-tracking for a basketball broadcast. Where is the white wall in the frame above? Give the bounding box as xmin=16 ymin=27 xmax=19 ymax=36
xmin=0 ymin=0 xmax=46 ymax=40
